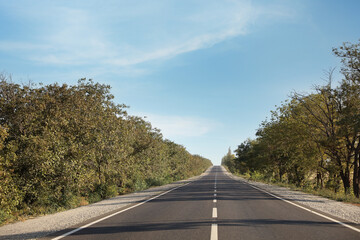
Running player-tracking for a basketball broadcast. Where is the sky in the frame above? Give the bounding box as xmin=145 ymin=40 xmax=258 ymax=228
xmin=0 ymin=0 xmax=359 ymax=165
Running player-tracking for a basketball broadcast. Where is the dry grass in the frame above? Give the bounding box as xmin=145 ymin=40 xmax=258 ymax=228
xmin=79 ymin=197 xmax=89 ymax=206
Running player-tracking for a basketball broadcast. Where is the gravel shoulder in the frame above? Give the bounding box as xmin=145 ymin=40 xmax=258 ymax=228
xmin=0 ymin=168 xmax=211 ymax=240
xmin=221 ymin=166 xmax=360 ymax=225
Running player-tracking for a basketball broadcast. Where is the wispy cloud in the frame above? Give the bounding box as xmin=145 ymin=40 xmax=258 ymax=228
xmin=0 ymin=0 xmax=293 ymax=73
xmin=105 ymin=29 xmax=245 ymax=67
xmin=134 ymin=113 xmax=219 ymax=138
xmin=0 ymin=42 xmax=51 ymax=51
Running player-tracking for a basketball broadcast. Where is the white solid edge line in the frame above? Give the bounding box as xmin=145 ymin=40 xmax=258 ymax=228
xmin=51 ymin=181 xmax=193 ymax=240
xmin=245 ymin=182 xmax=360 ymax=233
xmin=210 ymin=223 xmax=218 ymax=240
xmin=212 ymin=208 xmax=217 ymax=218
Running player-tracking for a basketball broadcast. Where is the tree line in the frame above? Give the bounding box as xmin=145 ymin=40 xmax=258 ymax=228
xmin=0 ymin=77 xmax=212 ymax=223
xmin=223 ymin=40 xmax=360 ymax=198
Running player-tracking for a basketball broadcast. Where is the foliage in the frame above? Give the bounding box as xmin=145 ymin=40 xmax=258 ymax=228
xmin=0 ymin=75 xmax=212 ymax=224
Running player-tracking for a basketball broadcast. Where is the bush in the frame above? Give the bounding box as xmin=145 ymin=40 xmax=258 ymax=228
xmin=88 ymin=192 xmax=102 ymax=204
xmin=133 ymin=179 xmax=148 ymax=191
xmin=0 ymin=209 xmax=12 ymax=225
xmin=105 ymin=185 xmax=118 ymax=198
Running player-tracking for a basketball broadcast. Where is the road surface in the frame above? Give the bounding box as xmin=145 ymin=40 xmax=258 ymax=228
xmin=46 ymin=166 xmax=360 ymax=240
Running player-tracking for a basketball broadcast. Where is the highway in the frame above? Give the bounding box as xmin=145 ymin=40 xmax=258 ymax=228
xmin=47 ymin=166 xmax=360 ymax=240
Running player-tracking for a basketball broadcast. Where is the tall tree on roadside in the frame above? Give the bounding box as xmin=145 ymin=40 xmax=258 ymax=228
xmin=333 ymin=40 xmax=360 ymax=197
xmin=221 ymin=148 xmax=235 ymax=172
xmin=292 ymin=77 xmax=353 ymax=193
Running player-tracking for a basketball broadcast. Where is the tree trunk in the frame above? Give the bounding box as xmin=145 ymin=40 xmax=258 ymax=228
xmin=316 ymin=171 xmax=323 ymax=189
xmin=278 ymin=163 xmax=283 ymax=182
xmin=353 ymin=149 xmax=360 ymax=198
xmin=340 ymin=170 xmax=351 ymax=194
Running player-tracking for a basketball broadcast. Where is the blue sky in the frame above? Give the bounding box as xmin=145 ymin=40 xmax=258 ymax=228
xmin=0 ymin=0 xmax=359 ymax=165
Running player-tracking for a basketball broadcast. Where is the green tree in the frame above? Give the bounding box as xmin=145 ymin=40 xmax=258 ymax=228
xmin=333 ymin=40 xmax=360 ymax=197
xmin=221 ymin=148 xmax=235 ymax=172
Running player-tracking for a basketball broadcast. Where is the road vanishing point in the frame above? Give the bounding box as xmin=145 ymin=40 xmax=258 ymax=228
xmin=46 ymin=166 xmax=360 ymax=240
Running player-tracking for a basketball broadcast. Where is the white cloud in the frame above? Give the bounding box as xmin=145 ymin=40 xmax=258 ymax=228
xmin=134 ymin=113 xmax=219 ymax=138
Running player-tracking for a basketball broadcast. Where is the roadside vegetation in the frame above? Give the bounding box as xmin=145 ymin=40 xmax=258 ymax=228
xmin=222 ymin=40 xmax=360 ymax=204
xmin=0 ymin=77 xmax=212 ymax=225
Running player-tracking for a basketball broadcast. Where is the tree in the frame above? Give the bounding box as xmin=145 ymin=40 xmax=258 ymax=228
xmin=221 ymin=148 xmax=235 ymax=172
xmin=333 ymin=40 xmax=360 ymax=197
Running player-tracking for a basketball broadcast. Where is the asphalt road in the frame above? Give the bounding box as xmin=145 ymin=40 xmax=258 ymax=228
xmin=47 ymin=166 xmax=360 ymax=240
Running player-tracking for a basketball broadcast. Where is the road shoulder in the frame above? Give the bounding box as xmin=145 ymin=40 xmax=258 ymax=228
xmin=221 ymin=166 xmax=360 ymax=225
